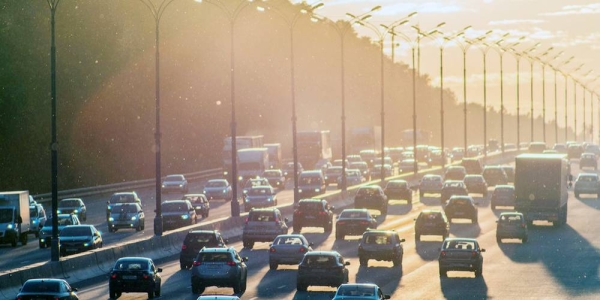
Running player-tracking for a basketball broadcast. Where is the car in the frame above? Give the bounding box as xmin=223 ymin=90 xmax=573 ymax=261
xmin=161 ymin=174 xmax=189 ymax=193
xmin=314 ymin=159 xmax=332 ymax=173
xmin=191 ymin=247 xmax=248 ymax=294
xmin=183 ymin=194 xmax=210 ymax=218
xmin=298 ymin=170 xmax=327 ymax=198
xmin=384 ymin=179 xmax=412 ymax=202
xmin=463 ymin=174 xmax=488 ymax=196
xmin=107 ymin=203 xmax=145 ymax=232
xmin=29 ymin=203 xmax=47 ymax=238
xmin=491 ymin=185 xmax=516 ymax=209
xmin=243 ymin=186 xmax=278 ymax=212
xmin=325 ymin=166 xmax=343 ymax=186
xmin=346 ymin=155 xmax=363 ymax=163
xmin=444 ymin=166 xmax=467 ymax=181
xmin=451 ymin=147 xmax=465 ymax=162
xmin=585 ymin=144 xmax=600 ymax=158
xmin=16 ymin=279 xmax=79 ymax=300
xmin=333 ymin=283 xmax=391 ymax=300
xmin=574 ymin=173 xmax=600 ymax=198
xmin=414 ymin=209 xmax=450 ymax=241
xmin=428 ymin=150 xmax=446 ymax=166
xmin=568 ymin=143 xmax=584 ymax=159
xmin=203 ymin=179 xmax=233 ymax=201
xmin=296 ymin=251 xmax=350 ymax=291
xmin=388 ymin=147 xmax=404 ymax=162
xmin=242 ymin=177 xmax=271 ymax=196
xmin=482 ymin=166 xmax=508 ymax=186
xmin=398 ymin=159 xmax=417 ymax=174
xmin=441 ymin=180 xmax=469 ymax=204
xmin=350 ymin=161 xmax=371 ymax=181
xmin=528 ymin=142 xmax=547 ymax=153
xmin=57 ymin=198 xmax=87 ymax=222
xmin=418 ymin=174 xmax=443 ymax=197
xmin=496 ymin=212 xmax=528 ymax=243
xmin=107 ymin=192 xmax=142 ymax=220
xmin=359 ymin=149 xmax=378 ymax=166
xmin=337 ymin=169 xmax=365 ymax=189
xmin=109 ymin=257 xmax=162 ymax=299
xmin=282 ymin=162 xmax=304 ymax=180
xmin=262 ymin=169 xmax=286 ymax=189
xmin=336 ymin=208 xmax=378 ymax=240
xmin=293 ymin=198 xmax=334 ymax=233
xmin=242 ymin=208 xmax=288 ymax=249
xmin=461 ymin=157 xmax=483 ymax=175
xmin=268 ymin=234 xmax=313 ymax=270
xmin=179 ymin=230 xmax=228 ymax=269
xmin=59 ymin=224 xmax=103 ymax=256
xmin=371 ymin=164 xmax=394 ymax=179
xmin=354 ymin=185 xmax=388 ymax=214
xmin=197 ymin=296 xmax=240 ymax=300
xmin=501 ymin=165 xmax=515 ymax=183
xmin=358 ymin=229 xmax=405 ymax=267
xmin=39 ymin=214 xmax=80 ymax=248
xmin=579 ymin=152 xmax=598 ymax=170
xmin=444 ymin=195 xmax=478 ymax=223
xmin=466 ymin=145 xmax=483 ymax=157
xmin=333 ymin=159 xmax=350 ymax=167
xmin=438 ymin=238 xmax=485 ymax=277
xmin=161 ymin=200 xmax=197 ymax=230
xmin=372 ymin=157 xmax=393 ymax=168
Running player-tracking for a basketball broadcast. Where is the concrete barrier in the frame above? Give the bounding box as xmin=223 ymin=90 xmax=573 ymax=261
xmin=61 ymin=252 xmax=101 ymax=282
xmin=94 ymin=248 xmax=115 ymax=274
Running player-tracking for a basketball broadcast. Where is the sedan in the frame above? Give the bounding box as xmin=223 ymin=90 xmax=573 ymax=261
xmin=57 ymin=198 xmax=87 ymax=222
xmin=491 ymin=185 xmax=516 ymax=209
xmin=262 ymin=169 xmax=286 ymax=189
xmin=574 ymin=173 xmax=600 ymax=198
xmin=384 ymin=179 xmax=412 ymax=202
xmin=183 ymin=194 xmax=210 ymax=218
xmin=161 ymin=174 xmax=189 ymax=193
xmin=463 ymin=175 xmax=488 ymax=197
xmin=337 ymin=169 xmax=365 ymax=189
xmin=109 ymin=257 xmax=162 ymax=299
xmin=297 ymin=251 xmax=349 ymax=291
xmin=333 ymin=283 xmax=390 ymax=300
xmin=243 ymin=186 xmax=278 ymax=212
xmin=438 ymin=238 xmax=485 ymax=277
xmin=203 ymin=179 xmax=232 ymax=201
xmin=336 ymin=209 xmax=378 ymax=240
xmin=59 ymin=225 xmax=103 ymax=256
xmin=16 ymin=279 xmax=79 ymax=300
xmin=268 ymin=234 xmax=313 ymax=270
xmin=444 ymin=196 xmax=478 ymax=223
xmin=441 ymin=180 xmax=469 ymax=205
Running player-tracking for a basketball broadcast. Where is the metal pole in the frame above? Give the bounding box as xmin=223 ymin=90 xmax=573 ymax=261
xmin=440 ymin=46 xmax=445 ymax=171
xmin=516 ymin=57 xmax=521 ymax=149
xmin=463 ymin=50 xmax=468 ymax=154
xmin=500 ymin=53 xmax=505 ymax=152
xmin=483 ymin=51 xmax=488 ymax=160
xmin=583 ymin=87 xmax=587 ymax=142
xmin=230 ymin=21 xmax=240 ymax=217
xmin=564 ymin=73 xmax=568 ymax=142
xmin=153 ymin=18 xmax=164 ymax=235
xmin=341 ymin=34 xmax=347 ymax=194
xmin=380 ymin=41 xmax=385 ymax=186
xmin=49 ymin=0 xmax=60 ymax=262
xmin=290 ymin=27 xmax=300 ymax=204
xmin=412 ymin=46 xmax=418 ymax=174
xmin=542 ymin=64 xmax=546 ymax=143
xmin=530 ymin=61 xmax=534 ymax=142
xmin=574 ymin=80 xmax=577 ymax=141
xmin=554 ymin=69 xmax=558 ymax=144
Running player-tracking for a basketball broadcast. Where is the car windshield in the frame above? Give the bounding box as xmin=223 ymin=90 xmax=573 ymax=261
xmin=449 ymin=198 xmax=470 ymax=205
xmin=21 ymin=281 xmax=61 ymax=293
xmin=499 ymin=214 xmax=523 ymax=223
xmin=247 ymin=188 xmax=271 ymax=196
xmin=423 ymin=176 xmax=441 ymax=182
xmin=339 ymin=210 xmax=367 ymax=219
xmin=578 ymin=176 xmax=597 ymax=182
xmin=29 ymin=207 xmax=38 ymax=218
xmin=113 ymin=260 xmax=148 ymax=271
xmin=112 ymin=204 xmax=138 ymax=213
xmin=59 ymin=200 xmax=80 ymax=207
xmin=263 ymin=171 xmax=280 ymax=177
xmin=484 ymin=168 xmax=503 ymax=174
xmin=206 ymin=181 xmax=226 ymax=188
xmin=60 ymin=226 xmax=91 ymax=237
xmin=162 ymin=202 xmax=188 ymax=212
xmin=0 ymin=209 xmax=14 ymax=223
xmin=326 ymin=168 xmax=342 ymax=175
xmin=165 ymin=175 xmax=184 ymax=181
xmin=110 ymin=194 xmax=135 ymax=204
xmin=300 ymin=176 xmax=321 ymax=185
xmin=464 ymin=176 xmax=482 ymax=183
xmin=495 ymin=188 xmax=514 ymax=194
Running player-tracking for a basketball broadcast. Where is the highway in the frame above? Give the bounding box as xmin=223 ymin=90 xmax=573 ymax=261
xmin=56 ymin=161 xmax=600 ymax=299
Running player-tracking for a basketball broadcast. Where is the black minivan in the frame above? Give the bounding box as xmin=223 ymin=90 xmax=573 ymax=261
xmin=179 ymin=230 xmax=227 ymax=269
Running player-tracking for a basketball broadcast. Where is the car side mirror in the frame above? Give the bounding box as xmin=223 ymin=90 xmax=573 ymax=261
xmin=157 ymin=268 xmax=163 ymax=272
xmin=309 ymin=242 xmax=314 ymax=247
xmin=243 ymin=257 xmax=249 ymax=262
xmin=71 ymin=287 xmax=78 ymax=292
xmin=400 ymin=238 xmax=406 ymax=243
xmin=481 ymin=249 xmax=486 ymax=252
xmin=284 ymin=218 xmax=289 ymax=223
xmin=106 ymin=201 xmax=110 ymax=205
xmin=344 ymin=261 xmax=350 ymax=266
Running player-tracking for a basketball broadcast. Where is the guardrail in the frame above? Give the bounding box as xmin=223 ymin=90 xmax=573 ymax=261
xmin=33 ymin=168 xmax=223 ymax=203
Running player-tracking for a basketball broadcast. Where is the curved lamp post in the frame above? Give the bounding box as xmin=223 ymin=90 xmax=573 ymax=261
xmin=570 ymin=64 xmax=584 ymax=141
xmin=258 ymin=1 xmax=323 ymax=204
xmin=580 ymin=70 xmax=594 ymax=141
xmin=534 ymin=48 xmax=557 ymax=143
xmin=551 ymin=56 xmax=573 ymax=144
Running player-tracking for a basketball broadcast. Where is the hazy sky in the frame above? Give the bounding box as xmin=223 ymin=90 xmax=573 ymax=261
xmin=305 ymin=0 xmax=600 ymax=129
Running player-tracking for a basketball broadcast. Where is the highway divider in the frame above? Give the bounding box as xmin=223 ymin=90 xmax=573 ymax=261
xmin=0 ymin=150 xmax=519 ymax=298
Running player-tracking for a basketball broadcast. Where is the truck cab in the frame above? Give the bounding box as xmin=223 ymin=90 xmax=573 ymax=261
xmin=0 ymin=191 xmax=31 ymax=247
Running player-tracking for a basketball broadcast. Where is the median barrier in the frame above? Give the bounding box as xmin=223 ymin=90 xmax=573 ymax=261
xmin=94 ymin=248 xmax=116 ymax=274
xmin=18 ymin=262 xmax=54 ymax=284
xmin=61 ymin=252 xmax=101 ymax=282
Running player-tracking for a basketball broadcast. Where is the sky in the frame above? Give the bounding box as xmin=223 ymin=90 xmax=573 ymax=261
xmin=301 ymin=0 xmax=600 ymax=132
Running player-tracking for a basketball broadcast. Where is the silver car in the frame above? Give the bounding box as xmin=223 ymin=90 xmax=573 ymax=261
xmin=190 ymin=247 xmax=248 ymax=295
xmin=203 ymin=179 xmax=232 ymax=201
xmin=243 ymin=186 xmax=278 ymax=212
xmin=161 ymin=174 xmax=189 ymax=193
xmin=574 ymin=173 xmax=600 ymax=198
xmin=268 ymin=234 xmax=312 ymax=270
xmin=107 ymin=203 xmax=145 ymax=232
xmin=333 ymin=283 xmax=391 ymax=300
xmin=57 ymin=198 xmax=87 ymax=222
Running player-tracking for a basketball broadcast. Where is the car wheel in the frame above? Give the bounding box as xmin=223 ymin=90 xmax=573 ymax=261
xmin=269 ymin=261 xmax=278 ymax=270
xmin=34 ymin=231 xmax=39 ymax=238
xmin=522 ymin=236 xmax=528 ymax=243
xmin=180 ymin=262 xmax=186 ymax=270
xmin=415 ymin=233 xmax=421 ymax=242
xmin=472 ymin=217 xmax=478 ymax=224
xmin=496 ymin=236 xmax=501 ymax=243
xmin=136 ymin=223 xmax=142 ymax=232
xmin=109 ymin=289 xmax=118 ymax=299
xmin=336 ymin=232 xmax=344 ymax=240
xmin=243 ymin=240 xmax=254 ymax=249
xmin=20 ymin=234 xmax=27 ymax=246
xmin=475 ymin=265 xmax=483 ymax=277
xmin=359 ymin=257 xmax=368 ymax=266
xmin=39 ymin=241 xmax=45 ymax=249
xmin=233 ymin=280 xmax=242 ymax=294
xmin=241 ymin=276 xmax=247 ymax=292
xmin=393 ymin=255 xmax=402 ymax=267
xmin=191 ymin=282 xmax=204 ymax=294
xmin=155 ymin=283 xmax=161 ymax=297
xmin=324 ymin=222 xmax=332 ymax=232
xmin=439 ymin=267 xmax=447 ymax=277
xmin=147 ymin=286 xmax=155 ymax=299
xmin=491 ymin=204 xmax=496 ymax=210
xmin=419 ymin=191 xmax=424 ymax=198
xmin=575 ymin=193 xmax=580 ymax=198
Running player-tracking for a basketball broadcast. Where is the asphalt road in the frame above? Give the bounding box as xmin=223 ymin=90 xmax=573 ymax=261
xmin=66 ymin=160 xmax=600 ymax=299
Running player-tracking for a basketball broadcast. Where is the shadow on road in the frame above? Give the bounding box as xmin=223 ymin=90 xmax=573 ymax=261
xmin=355 ymin=265 xmax=402 ymax=295
xmin=449 ymin=222 xmax=481 ymax=238
xmin=420 ymin=195 xmax=443 ymax=207
xmin=415 ymin=240 xmax=442 ymax=261
xmin=440 ymin=275 xmax=488 ymax=299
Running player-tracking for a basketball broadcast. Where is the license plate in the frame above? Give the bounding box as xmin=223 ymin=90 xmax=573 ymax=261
xmin=66 ymin=248 xmax=78 ymax=252
xmin=122 ymin=275 xmax=137 ymax=280
xmin=455 ymin=212 xmax=464 ymax=215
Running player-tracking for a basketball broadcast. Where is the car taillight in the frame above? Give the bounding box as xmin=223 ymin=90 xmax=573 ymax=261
xmin=440 ymin=251 xmax=447 ymax=257
xmin=471 ymin=251 xmax=478 ymax=258
xmin=275 ymin=218 xmax=280 ymax=223
xmin=193 ymin=261 xmax=202 ymax=266
xmin=227 ymin=261 xmax=237 ymax=266
xmin=143 ymin=273 xmax=149 ymax=279
xmin=337 ymin=221 xmax=346 ymax=225
xmin=245 ymin=217 xmax=248 ymax=225
xmin=110 ymin=273 xmax=117 ymax=279
xmin=299 ymin=247 xmax=306 ymax=253
xmin=181 ymin=244 xmax=187 ymax=250
xmin=360 ymin=221 xmax=369 ymax=225
xmin=319 ymin=211 xmax=326 ymax=216
xmin=521 ymin=224 xmax=526 ymax=228
xmin=270 ymin=247 xmax=276 ymax=253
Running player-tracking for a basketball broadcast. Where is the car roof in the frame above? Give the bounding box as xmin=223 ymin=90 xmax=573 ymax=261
xmin=250 ymin=207 xmax=279 ymax=212
xmin=499 ymin=212 xmax=523 ymax=217
xmin=421 ymin=209 xmax=443 ymax=214
xmin=495 ymin=185 xmax=515 ymax=189
xmin=60 ymin=198 xmax=83 ymax=202
xmin=199 ymin=247 xmax=235 ymax=253
xmin=116 ymin=256 xmax=153 ymax=262
xmin=62 ymin=224 xmax=93 ymax=230
xmin=363 ymin=229 xmax=396 ymax=235
xmin=423 ymin=174 xmax=442 ymax=178
xmin=162 ymin=200 xmax=188 ymax=204
xmin=443 ymin=237 xmax=478 ymax=243
xmin=448 ymin=195 xmax=473 ymax=200
xmin=112 ymin=192 xmax=136 ymax=196
xmin=208 ymin=179 xmax=227 ymax=183
xmin=388 ymin=179 xmax=407 ymax=183
xmin=188 ymin=230 xmax=219 ymax=235
xmin=578 ymin=173 xmax=598 ymax=178
xmin=301 ymin=170 xmax=324 ymax=175
xmin=299 ymin=199 xmax=323 ymax=203
xmin=304 ymin=250 xmax=340 ymax=256
xmin=341 ymin=208 xmax=368 ymax=213
xmin=24 ymin=278 xmax=67 ymax=284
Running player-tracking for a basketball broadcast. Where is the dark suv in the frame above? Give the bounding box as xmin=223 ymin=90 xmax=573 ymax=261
xmin=354 ymin=185 xmax=388 ymax=215
xmin=293 ymin=199 xmax=334 ymax=233
xmin=358 ymin=230 xmax=405 ymax=267
xmin=109 ymin=257 xmax=162 ymax=299
xmin=444 ymin=196 xmax=478 ymax=223
xmin=161 ymin=200 xmax=196 ymax=230
xmin=179 ymin=230 xmax=228 ymax=269
xmin=242 ymin=208 xmax=288 ymax=249
xmin=579 ymin=152 xmax=598 ymax=170
xmin=191 ymin=247 xmax=248 ymax=295
xmin=414 ymin=210 xmax=450 ymax=241
xmin=482 ymin=166 xmax=508 ymax=187
xmin=298 ymin=170 xmax=327 ymax=198
xmin=461 ymin=158 xmax=483 ymax=175
xmin=297 ymin=251 xmax=350 ymax=291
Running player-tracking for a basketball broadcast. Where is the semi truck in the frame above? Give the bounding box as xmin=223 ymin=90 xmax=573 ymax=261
xmin=514 ymin=154 xmax=571 ymax=226
xmin=0 ymin=191 xmax=31 ymax=247
xmin=237 ymin=148 xmax=269 ymax=183
xmin=264 ymin=143 xmax=282 ymax=169
xmin=400 ymin=129 xmax=432 ymax=147
xmin=223 ymin=135 xmax=264 ymax=177
xmin=297 ymin=130 xmax=332 ymax=170
xmin=349 ymin=126 xmax=382 ymax=155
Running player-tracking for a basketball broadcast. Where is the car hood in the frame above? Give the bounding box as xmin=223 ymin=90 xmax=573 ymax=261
xmin=60 ymin=236 xmax=91 ymax=243
xmin=162 ymin=211 xmax=189 ymax=217
xmin=245 ymin=195 xmax=273 ymax=201
xmin=163 ymin=181 xmax=185 ymax=185
xmin=205 ymin=187 xmax=226 ymax=191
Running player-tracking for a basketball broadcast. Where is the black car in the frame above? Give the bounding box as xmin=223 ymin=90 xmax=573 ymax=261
xmin=482 ymin=166 xmax=508 ymax=187
xmin=183 ymin=194 xmax=210 ymax=218
xmin=336 ymin=209 xmax=378 ymax=240
xmin=358 ymin=229 xmax=405 ymax=267
xmin=441 ymin=180 xmax=469 ymax=204
xmin=16 ymin=279 xmax=79 ymax=300
xmin=296 ymin=251 xmax=350 ymax=291
xmin=354 ymin=185 xmax=388 ymax=214
xmin=384 ymin=180 xmax=412 ymax=202
xmin=579 ymin=152 xmax=598 ymax=170
xmin=438 ymin=238 xmax=485 ymax=277
xmin=444 ymin=166 xmax=467 ymax=181
xmin=191 ymin=247 xmax=248 ymax=295
xmin=496 ymin=212 xmax=528 ymax=243
xmin=109 ymin=257 xmax=162 ymax=299
xmin=463 ymin=175 xmax=488 ymax=196
xmin=282 ymin=162 xmax=304 ymax=180
xmin=180 ymin=230 xmax=228 ymax=269
xmin=461 ymin=158 xmax=483 ymax=175
xmin=107 ymin=192 xmax=142 ymax=220
xmin=444 ymin=195 xmax=478 ymax=223
xmin=161 ymin=200 xmax=197 ymax=230
xmin=59 ymin=225 xmax=103 ymax=257
xmin=293 ymin=199 xmax=334 ymax=233
xmin=568 ymin=143 xmax=584 ymax=159
xmin=414 ymin=210 xmax=450 ymax=241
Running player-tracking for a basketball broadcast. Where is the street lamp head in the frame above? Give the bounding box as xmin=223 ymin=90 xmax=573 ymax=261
xmin=436 ymin=22 xmax=446 ymax=28
xmin=312 ymin=3 xmax=324 ymax=10
xmin=346 ymin=12 xmax=357 ymax=19
xmin=408 ymin=11 xmax=418 ymax=18
xmin=370 ymin=5 xmax=382 ymax=13
xmin=360 ymin=14 xmax=373 ymax=22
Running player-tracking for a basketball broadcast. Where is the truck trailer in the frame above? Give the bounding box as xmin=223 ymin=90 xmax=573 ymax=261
xmin=514 ymin=154 xmax=571 ymax=226
xmin=237 ymin=148 xmax=269 ymax=183
xmin=0 ymin=191 xmax=31 ymax=247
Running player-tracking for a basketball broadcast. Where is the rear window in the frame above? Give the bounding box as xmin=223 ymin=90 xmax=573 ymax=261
xmin=249 ymin=211 xmax=275 ymax=222
xmin=494 ymin=187 xmax=514 ymax=194
xmin=442 ymin=240 xmax=476 ymax=250
xmin=303 ymin=255 xmax=337 ymax=267
xmin=299 ymin=202 xmax=322 ymax=211
xmin=273 ymin=236 xmax=305 ymax=245
xmin=386 ymin=181 xmax=407 ymax=188
xmin=357 ymin=187 xmax=379 ymax=196
xmin=339 ymin=210 xmax=367 ymax=219
xmin=449 ymin=198 xmax=469 ymax=205
xmin=419 ymin=212 xmax=443 ymax=222
xmin=21 ymin=281 xmax=61 ymax=293
xmin=484 ymin=168 xmax=503 ymax=175
xmin=337 ymin=286 xmax=376 ymax=296
xmin=464 ymin=176 xmax=482 ymax=183
xmin=113 ymin=260 xmax=148 ymax=271
xmin=197 ymin=252 xmax=231 ymax=263
xmin=364 ymin=234 xmax=391 ymax=245
xmin=185 ymin=233 xmax=216 ymax=245
xmin=422 ymin=176 xmax=441 ymax=182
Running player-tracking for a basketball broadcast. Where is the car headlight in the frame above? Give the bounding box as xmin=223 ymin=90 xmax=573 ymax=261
xmin=33 ymin=219 xmax=38 ymax=224
xmin=238 ymin=176 xmax=243 ymax=181
xmin=73 ymin=210 xmax=78 ymax=213
xmin=57 ymin=210 xmax=62 ymax=214
xmin=315 ymin=189 xmax=320 ymax=192
xmin=195 ymin=206 xmax=202 ymax=209
xmin=131 ymin=216 xmax=137 ymax=221
xmin=161 ymin=184 xmax=166 ymax=188
xmin=181 ymin=215 xmax=189 ymax=220
xmin=7 ymin=224 xmax=14 ymax=230
xmin=243 ymin=190 xmax=248 ymax=194
xmin=203 ymin=190 xmax=207 ymax=194
xmin=298 ymin=189 xmax=303 ymax=193
xmin=223 ymin=190 xmax=227 ymax=194
xmin=108 ymin=217 xmax=114 ymax=222
xmin=179 ymin=184 xmax=183 ymax=187
xmin=223 ymin=171 xmax=228 ymax=176
xmin=83 ymin=242 xmax=90 ymax=247
xmin=107 ymin=205 xmax=112 ymax=210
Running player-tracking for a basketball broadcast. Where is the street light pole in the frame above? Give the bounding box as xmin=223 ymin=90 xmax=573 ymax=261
xmin=509 ymin=43 xmax=539 ymax=149
xmin=571 ymin=64 xmax=584 ymax=141
xmin=581 ymin=71 xmax=594 ymax=142
xmin=47 ymin=0 xmax=61 ymax=262
xmin=535 ymin=48 xmax=556 ymax=143
xmin=552 ymin=56 xmax=573 ymax=144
